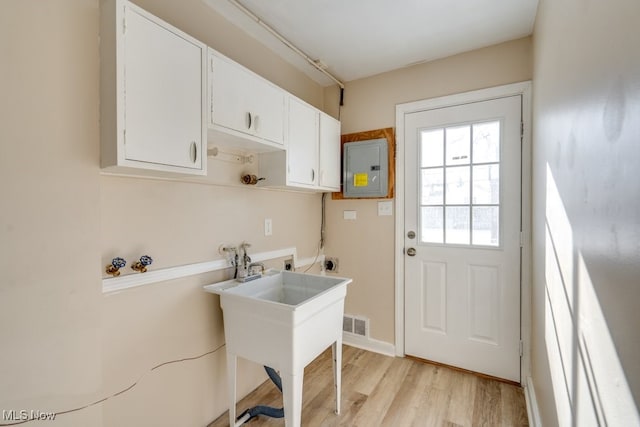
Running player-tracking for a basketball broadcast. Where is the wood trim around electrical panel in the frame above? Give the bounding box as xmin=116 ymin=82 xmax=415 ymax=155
xmin=332 ymin=127 xmax=395 ymax=200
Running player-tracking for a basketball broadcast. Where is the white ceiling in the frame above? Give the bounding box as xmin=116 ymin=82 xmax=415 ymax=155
xmin=205 ymin=0 xmax=539 ymax=86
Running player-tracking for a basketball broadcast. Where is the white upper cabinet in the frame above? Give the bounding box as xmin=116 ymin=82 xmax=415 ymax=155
xmin=100 ymin=0 xmax=206 ymax=175
xmin=208 ymin=50 xmax=285 ymax=150
xmin=99 ymin=0 xmax=338 ymax=187
xmin=318 ymin=113 xmax=341 ymax=191
xmin=259 ymin=96 xmax=341 ymax=192
xmin=287 ymin=97 xmax=319 ymax=187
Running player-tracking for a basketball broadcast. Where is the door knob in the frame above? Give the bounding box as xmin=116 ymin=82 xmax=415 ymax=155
xmin=406 ymin=247 xmax=416 ymax=256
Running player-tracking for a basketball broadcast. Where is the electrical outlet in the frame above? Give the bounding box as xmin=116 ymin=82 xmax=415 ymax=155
xmin=283 ymin=258 xmax=294 ymax=271
xmin=324 ymin=257 xmax=339 ymax=272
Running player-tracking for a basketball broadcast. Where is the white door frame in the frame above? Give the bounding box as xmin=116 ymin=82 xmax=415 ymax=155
xmin=394 ymin=81 xmax=532 ymax=383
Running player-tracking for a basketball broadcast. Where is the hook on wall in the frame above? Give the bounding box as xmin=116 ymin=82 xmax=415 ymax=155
xmin=241 ymin=174 xmax=265 ymax=185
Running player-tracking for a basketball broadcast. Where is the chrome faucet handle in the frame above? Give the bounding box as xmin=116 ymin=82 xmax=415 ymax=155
xmin=240 ymin=242 xmax=252 ymax=267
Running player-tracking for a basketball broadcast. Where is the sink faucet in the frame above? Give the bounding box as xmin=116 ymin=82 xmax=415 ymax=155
xmin=248 ymin=262 xmax=265 ymax=275
xmin=232 ymin=242 xmax=264 ymax=280
xmin=238 ymin=242 xmax=253 ymax=278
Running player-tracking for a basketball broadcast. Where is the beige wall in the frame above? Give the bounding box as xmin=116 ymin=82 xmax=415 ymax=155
xmin=1 ymin=1 xmax=103 ymax=425
xmin=8 ymin=0 xmax=638 ymax=425
xmin=100 ymin=180 xmax=322 ymax=424
xmin=1 ymin=0 xmax=325 ymax=425
xmin=323 ymin=37 xmax=532 ymax=344
xmin=531 ymin=0 xmax=640 ymax=425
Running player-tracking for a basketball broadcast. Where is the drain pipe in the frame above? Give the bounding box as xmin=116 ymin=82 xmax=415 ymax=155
xmin=235 ymin=366 xmax=285 ymax=426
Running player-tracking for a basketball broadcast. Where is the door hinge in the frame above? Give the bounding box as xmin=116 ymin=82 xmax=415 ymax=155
xmin=520 ymin=121 xmax=524 ymax=138
xmin=519 ymin=340 xmax=524 ymax=357
xmin=519 ymin=231 xmax=525 ymax=247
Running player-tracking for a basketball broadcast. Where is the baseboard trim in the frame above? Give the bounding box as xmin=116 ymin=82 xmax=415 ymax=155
xmin=342 ymin=333 xmax=396 ymax=357
xmin=524 ymin=376 xmax=542 ymax=427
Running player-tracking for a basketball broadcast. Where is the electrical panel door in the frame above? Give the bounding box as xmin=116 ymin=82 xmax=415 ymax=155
xmin=343 ymin=138 xmax=389 ymax=198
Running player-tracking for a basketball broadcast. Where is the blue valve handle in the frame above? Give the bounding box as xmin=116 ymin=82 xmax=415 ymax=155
xmin=111 ymin=257 xmax=126 ymax=268
xmin=139 ymin=255 xmax=153 ymax=266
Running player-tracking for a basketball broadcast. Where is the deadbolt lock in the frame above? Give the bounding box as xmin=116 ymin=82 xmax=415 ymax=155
xmin=407 ymin=230 xmax=416 ymax=239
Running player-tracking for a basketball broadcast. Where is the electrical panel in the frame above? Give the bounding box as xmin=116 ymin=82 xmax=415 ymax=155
xmin=343 ymin=138 xmax=389 ymax=198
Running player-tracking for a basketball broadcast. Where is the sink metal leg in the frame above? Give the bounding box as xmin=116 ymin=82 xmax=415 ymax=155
xmin=226 ymin=353 xmax=237 ymax=427
xmin=332 ymin=340 xmax=342 ymax=415
xmin=282 ymin=372 xmax=304 ymax=427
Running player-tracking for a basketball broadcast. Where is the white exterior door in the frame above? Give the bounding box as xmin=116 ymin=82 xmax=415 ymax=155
xmin=404 ymin=95 xmax=522 ymax=382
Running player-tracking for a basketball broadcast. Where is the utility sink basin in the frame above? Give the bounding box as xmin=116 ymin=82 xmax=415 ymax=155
xmin=204 ymin=270 xmax=352 ymax=427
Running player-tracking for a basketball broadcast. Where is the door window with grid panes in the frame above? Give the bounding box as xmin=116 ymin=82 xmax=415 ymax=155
xmin=419 ymin=121 xmax=501 ymax=246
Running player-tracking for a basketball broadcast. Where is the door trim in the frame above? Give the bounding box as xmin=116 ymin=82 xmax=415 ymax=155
xmin=394 ymin=81 xmax=532 ymax=383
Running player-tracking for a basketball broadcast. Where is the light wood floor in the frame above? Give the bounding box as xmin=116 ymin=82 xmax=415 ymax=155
xmin=209 ymin=345 xmax=529 ymax=427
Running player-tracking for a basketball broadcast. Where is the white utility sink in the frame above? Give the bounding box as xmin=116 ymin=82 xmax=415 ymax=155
xmin=204 ymin=270 xmax=352 ymax=427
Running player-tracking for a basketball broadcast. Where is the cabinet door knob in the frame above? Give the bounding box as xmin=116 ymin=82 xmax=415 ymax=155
xmin=190 ymin=141 xmax=197 ymax=163
xmin=246 ymin=112 xmax=252 ymax=130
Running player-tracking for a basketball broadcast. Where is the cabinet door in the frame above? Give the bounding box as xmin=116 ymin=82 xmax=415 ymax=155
xmin=123 ymin=5 xmax=204 ymax=170
xmin=210 ymin=55 xmax=254 ymax=135
xmin=210 ymin=54 xmax=285 ymax=146
xmin=319 ymin=113 xmax=341 ymax=190
xmin=287 ymin=98 xmax=319 ymax=186
xmin=251 ymin=78 xmax=285 ymax=146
